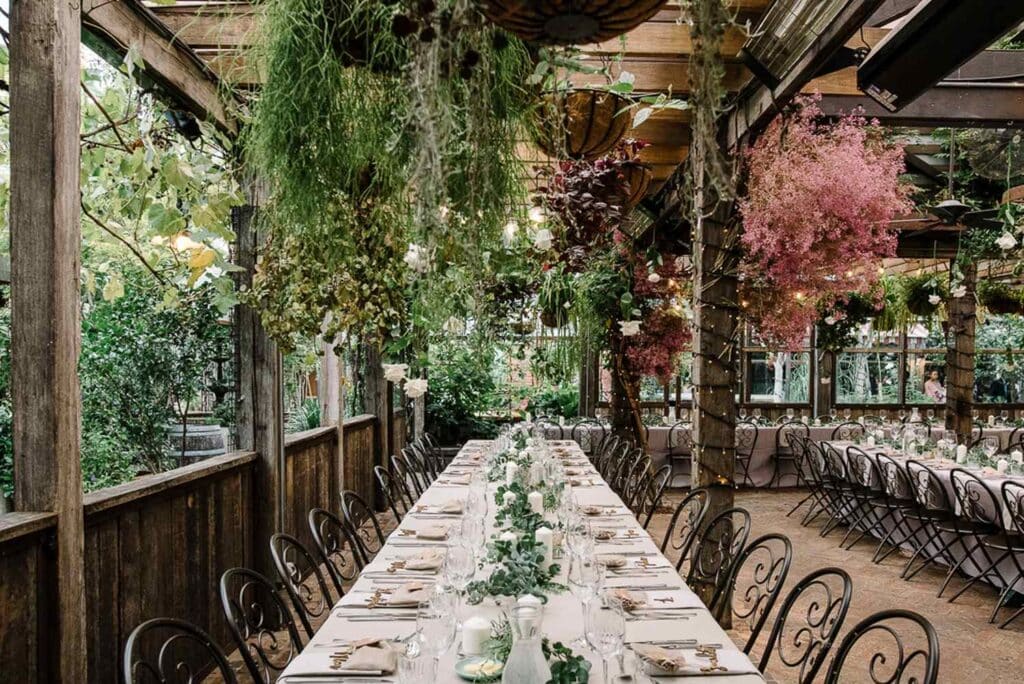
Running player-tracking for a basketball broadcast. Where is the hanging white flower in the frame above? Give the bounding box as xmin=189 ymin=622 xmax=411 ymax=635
xmin=824 ymin=316 xmax=837 ymax=326
xmin=619 ymin=320 xmax=641 ymax=336
xmin=647 ymin=272 xmax=662 ymax=283
xmin=528 ymin=206 xmax=547 ymax=224
xmin=928 ymin=294 xmax=941 ymax=305
xmin=404 ymin=378 xmax=428 ymax=399
xmin=403 ymin=243 xmax=430 ymax=273
xmin=533 ymin=228 xmax=554 ymax=251
xmin=438 ymin=205 xmax=450 ymax=222
xmin=502 ymin=220 xmax=518 ymax=247
xmin=996 ymin=232 xmax=1018 ymax=250
xmin=382 ymin=363 xmax=408 ymax=384
xmin=951 ymin=285 xmax=967 ymax=299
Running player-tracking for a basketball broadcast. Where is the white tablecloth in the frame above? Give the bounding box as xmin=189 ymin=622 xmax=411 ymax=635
xmin=281 ymin=440 xmax=764 ymax=682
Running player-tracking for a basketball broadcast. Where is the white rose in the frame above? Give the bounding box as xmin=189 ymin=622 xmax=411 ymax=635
xmin=403 ymin=243 xmax=431 ymax=273
xmin=996 ymin=232 xmax=1018 ymax=250
xmin=619 ymin=320 xmax=641 ymax=336
xmin=502 ymin=220 xmax=518 ymax=247
xmin=404 ymin=378 xmax=428 ymax=399
xmin=824 ymin=316 xmax=837 ymax=326
xmin=951 ymin=285 xmax=967 ymax=298
xmin=528 ymin=206 xmax=547 ymax=224
xmin=533 ymin=228 xmax=553 ymax=251
xmin=928 ymin=294 xmax=941 ymax=305
xmin=647 ymin=272 xmax=662 ymax=283
xmin=382 ymin=363 xmax=408 ymax=384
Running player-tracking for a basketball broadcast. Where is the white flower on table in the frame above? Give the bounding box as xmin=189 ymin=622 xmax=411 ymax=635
xmin=382 ymin=363 xmax=408 ymax=384
xmin=619 ymin=320 xmax=641 ymax=337
xmin=404 ymin=378 xmax=428 ymax=398
xmin=996 ymin=232 xmax=1018 ymax=251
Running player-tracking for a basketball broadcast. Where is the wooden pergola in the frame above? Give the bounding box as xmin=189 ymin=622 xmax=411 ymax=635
xmin=4 ymin=1 xmax=1024 ymax=680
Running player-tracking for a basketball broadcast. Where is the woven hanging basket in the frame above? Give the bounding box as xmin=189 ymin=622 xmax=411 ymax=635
xmin=534 ymin=89 xmax=630 ymax=160
xmin=480 ymin=0 xmax=668 ymax=45
xmin=618 ymin=161 xmax=653 ymax=208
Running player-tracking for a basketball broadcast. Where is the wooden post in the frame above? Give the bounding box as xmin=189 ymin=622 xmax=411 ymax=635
xmin=578 ymin=344 xmax=599 ymax=417
xmin=362 ymin=339 xmax=388 ymax=509
xmin=10 ymin=0 xmax=87 ymax=679
xmin=234 ymin=200 xmax=285 ymax=575
xmin=690 ymin=189 xmax=740 ymax=610
xmin=815 ymin=349 xmax=835 ymax=418
xmin=319 ymin=339 xmax=346 ymax=511
xmin=945 ymin=262 xmax=977 ymax=444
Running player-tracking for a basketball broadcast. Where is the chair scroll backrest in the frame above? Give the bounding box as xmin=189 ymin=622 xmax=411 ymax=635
xmin=269 ymin=533 xmax=336 ymax=638
xmin=758 ymin=567 xmax=853 ymax=684
xmin=823 ymin=609 xmax=939 ymax=684
xmin=375 ymin=464 xmax=414 ymax=522
xmin=219 ymin=567 xmax=304 ymax=684
xmin=308 ymin=507 xmax=362 ymax=595
xmin=661 ymin=488 xmax=710 ymax=571
xmin=685 ymin=506 xmax=752 ymax=596
xmin=712 ymin=533 xmax=793 ymax=655
xmin=950 ymin=468 xmax=1004 ymax=528
xmin=123 ymin=617 xmax=238 ymax=684
xmin=340 ymin=489 xmax=387 ymax=563
xmin=640 ymin=464 xmax=672 ymax=529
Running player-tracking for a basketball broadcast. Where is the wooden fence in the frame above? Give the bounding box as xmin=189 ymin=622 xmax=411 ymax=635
xmin=0 ymin=411 xmax=404 ymax=682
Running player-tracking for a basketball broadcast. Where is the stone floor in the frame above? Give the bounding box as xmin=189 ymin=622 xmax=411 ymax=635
xmin=648 ymin=488 xmax=1024 ymax=683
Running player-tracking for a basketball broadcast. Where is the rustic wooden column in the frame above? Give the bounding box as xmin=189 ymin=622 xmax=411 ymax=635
xmin=234 ymin=200 xmax=285 ymax=575
xmin=361 ymin=339 xmax=389 ymax=508
xmin=10 ymin=0 xmax=87 ymax=679
xmin=690 ymin=191 xmax=740 ymax=607
xmin=319 ymin=339 xmax=346 ymax=511
xmin=945 ymin=262 xmax=977 ymax=444
xmin=578 ymin=344 xmax=599 ymax=417
xmin=815 ymin=348 xmax=835 ymax=418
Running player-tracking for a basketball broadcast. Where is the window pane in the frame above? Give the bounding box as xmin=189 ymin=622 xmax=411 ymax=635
xmin=906 ymin=352 xmax=945 ymax=404
xmin=639 ymin=376 xmax=665 ymax=402
xmin=748 ymin=351 xmax=810 ymax=403
xmin=836 ymin=352 xmax=900 ymax=404
xmin=975 ymin=351 xmax=1024 ymax=403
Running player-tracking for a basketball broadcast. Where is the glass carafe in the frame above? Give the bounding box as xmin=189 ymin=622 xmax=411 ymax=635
xmin=501 ymin=605 xmax=551 ymax=684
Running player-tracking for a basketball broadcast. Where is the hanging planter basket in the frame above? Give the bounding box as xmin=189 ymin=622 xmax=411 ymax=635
xmin=534 ymin=89 xmax=630 ymax=160
xmin=480 ymin=0 xmax=668 ymax=45
xmin=978 ymin=280 xmax=1024 ymax=315
xmin=617 ymin=160 xmax=653 ymax=208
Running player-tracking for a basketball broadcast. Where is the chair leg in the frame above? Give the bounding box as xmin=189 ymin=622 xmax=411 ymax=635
xmin=937 ymin=538 xmax=979 ymax=598
xmin=786 ymin=490 xmax=813 ymax=517
xmin=948 ymin=548 xmax=1011 ymax=605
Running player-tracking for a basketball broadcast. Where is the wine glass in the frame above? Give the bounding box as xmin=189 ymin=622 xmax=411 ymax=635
xmin=983 ymin=437 xmax=999 ymax=462
xmin=585 ymin=600 xmax=625 ymax=684
xmin=568 ymin=556 xmax=604 ymax=648
xmin=460 ymin=515 xmax=486 ymax=556
xmin=738 ymin=406 xmax=747 ymax=420
xmin=1002 ymin=410 xmax=1010 ymax=425
xmin=416 ymin=600 xmax=457 ymax=671
xmin=566 ymin=519 xmax=595 ymax=560
xmin=926 ymin=408 xmax=935 ymax=421
xmin=843 ymin=408 xmax=852 ymax=421
xmin=786 ymin=407 xmax=795 ymax=420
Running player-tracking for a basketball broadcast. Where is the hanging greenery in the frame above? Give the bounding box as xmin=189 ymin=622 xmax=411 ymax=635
xmin=899 ymin=272 xmax=949 ymax=319
xmin=815 ymin=292 xmax=884 ymax=352
xmin=978 ymin=279 xmax=1024 ymax=316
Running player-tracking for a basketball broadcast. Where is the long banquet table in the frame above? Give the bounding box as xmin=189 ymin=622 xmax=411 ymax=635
xmin=280 ymin=439 xmax=765 ymax=682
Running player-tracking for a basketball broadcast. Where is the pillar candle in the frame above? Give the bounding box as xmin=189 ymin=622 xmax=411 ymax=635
xmin=528 ymin=491 xmax=544 ymax=515
xmin=1012 ymin=450 xmax=1023 ymax=465
xmin=499 ymin=531 xmax=518 ymax=544
xmin=998 ymin=459 xmax=1009 ymax=475
xmin=535 ymin=526 xmax=554 ymax=567
xmin=462 ymin=616 xmax=491 ymax=656
xmin=956 ymin=444 xmax=968 ymax=463
xmin=989 ymin=415 xmax=996 ymax=426
xmin=505 ymin=461 xmax=518 ymax=486
xmin=502 ymin=490 xmax=517 ymax=507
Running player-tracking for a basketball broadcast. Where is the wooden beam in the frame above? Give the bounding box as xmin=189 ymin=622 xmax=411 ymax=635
xmin=817 ymin=83 xmax=1024 ymax=127
xmin=233 ymin=199 xmax=285 ymax=577
xmin=867 ymin=0 xmax=921 ymax=27
xmin=725 ymin=0 xmax=889 ymax=148
xmin=10 ymin=0 xmax=87 ymax=680
xmin=82 ymin=0 xmax=237 ymax=135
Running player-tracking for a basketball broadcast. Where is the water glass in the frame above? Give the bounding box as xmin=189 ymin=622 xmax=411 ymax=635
xmin=416 ymin=600 xmax=457 ymax=663
xmin=398 ymin=651 xmax=438 ymax=684
xmin=585 ymin=601 xmax=625 ymax=684
xmin=568 ymin=555 xmax=604 ymax=648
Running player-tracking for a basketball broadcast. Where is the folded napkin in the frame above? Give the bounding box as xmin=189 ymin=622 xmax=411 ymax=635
xmin=416 ymin=524 xmax=449 ymax=540
xmin=593 ymin=528 xmax=617 ymax=541
xmin=581 ymin=505 xmax=604 ymax=516
xmin=565 ymin=468 xmax=585 ymax=476
xmin=598 ymin=554 xmax=627 ymax=568
xmin=610 ymin=588 xmax=646 ymax=612
xmin=633 ymin=644 xmax=687 ymax=675
xmin=340 ymin=638 xmax=404 ymax=673
xmin=439 ymin=500 xmax=464 ymax=514
xmin=386 ymin=581 xmax=433 ymax=607
xmin=570 ymin=478 xmax=592 ymax=487
xmin=404 ymin=548 xmax=445 ymax=571
xmin=441 ymin=474 xmax=471 ymax=485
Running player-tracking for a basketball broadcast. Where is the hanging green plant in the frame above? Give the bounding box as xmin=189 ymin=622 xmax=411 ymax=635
xmin=873 ymin=276 xmax=905 ymax=333
xmin=900 ymin=273 xmax=949 ymax=319
xmin=538 ymin=267 xmax=574 ymax=328
xmin=978 ymin=279 xmax=1024 ymax=316
xmin=815 ymin=292 xmax=883 ymax=351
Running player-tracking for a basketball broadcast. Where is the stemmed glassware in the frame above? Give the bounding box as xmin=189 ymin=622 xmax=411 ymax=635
xmin=443 ymin=543 xmax=477 ymax=619
xmin=567 ymin=555 xmax=604 ymax=649
xmin=982 ymin=437 xmax=1000 ymax=463
xmin=585 ymin=600 xmax=626 ymax=684
xmin=565 ymin=515 xmax=594 ymax=559
xmin=415 ymin=598 xmax=457 ymax=674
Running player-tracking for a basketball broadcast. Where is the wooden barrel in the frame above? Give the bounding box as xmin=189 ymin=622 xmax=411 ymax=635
xmin=166 ymin=423 xmax=227 ymax=465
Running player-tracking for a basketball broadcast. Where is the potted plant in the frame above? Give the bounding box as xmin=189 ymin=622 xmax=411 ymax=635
xmin=816 ymin=292 xmax=883 ymax=351
xmin=533 ymin=88 xmax=630 ymax=160
xmin=901 ymin=273 xmax=948 ymax=318
xmin=479 ymin=0 xmax=666 ymax=45
xmin=538 ymin=267 xmax=574 ymax=328
xmin=978 ymin=279 xmax=1024 ymax=315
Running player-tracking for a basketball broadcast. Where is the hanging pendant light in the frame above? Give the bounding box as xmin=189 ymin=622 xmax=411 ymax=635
xmin=479 ymin=0 xmax=668 ymax=45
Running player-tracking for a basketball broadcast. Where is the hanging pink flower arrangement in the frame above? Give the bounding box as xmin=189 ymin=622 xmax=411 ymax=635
xmin=739 ymin=96 xmax=912 ymax=350
xmin=623 ymin=257 xmax=692 ymax=382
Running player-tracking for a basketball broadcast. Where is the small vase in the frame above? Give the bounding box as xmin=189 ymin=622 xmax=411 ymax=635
xmin=501 ymin=605 xmax=551 ymax=684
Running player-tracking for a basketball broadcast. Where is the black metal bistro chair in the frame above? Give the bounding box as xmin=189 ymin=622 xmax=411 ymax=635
xmin=660 ymin=487 xmax=711 ymax=572
xmin=823 ymin=609 xmax=940 ymax=684
xmin=308 ymin=506 xmax=363 ymax=595
xmin=123 ymin=617 xmax=238 ymax=684
xmin=269 ymin=532 xmax=337 ymax=638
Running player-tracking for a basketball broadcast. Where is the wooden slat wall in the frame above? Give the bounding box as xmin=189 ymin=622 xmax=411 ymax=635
xmin=393 ymin=409 xmax=408 ymax=458
xmin=343 ymin=414 xmax=377 ymax=506
xmin=0 ymin=513 xmax=57 ymax=682
xmin=283 ymin=426 xmax=337 ymax=550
